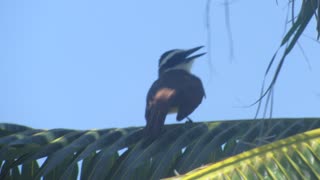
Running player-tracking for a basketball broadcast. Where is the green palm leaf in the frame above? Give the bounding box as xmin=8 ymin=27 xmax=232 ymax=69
xmin=1 ymin=118 xmax=320 ymax=179
xmin=167 ymin=127 xmax=320 ymax=179
xmin=255 ymin=0 xmax=319 ymax=112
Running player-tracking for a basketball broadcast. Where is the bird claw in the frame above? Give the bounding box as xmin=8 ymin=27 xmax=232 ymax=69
xmin=186 ymin=117 xmax=193 ymax=124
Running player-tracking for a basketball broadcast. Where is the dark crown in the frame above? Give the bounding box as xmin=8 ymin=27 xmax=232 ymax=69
xmin=158 ymin=46 xmax=205 ymax=76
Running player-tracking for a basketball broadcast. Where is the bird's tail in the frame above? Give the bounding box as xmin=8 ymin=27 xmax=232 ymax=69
xmin=144 ymin=104 xmax=169 ymax=139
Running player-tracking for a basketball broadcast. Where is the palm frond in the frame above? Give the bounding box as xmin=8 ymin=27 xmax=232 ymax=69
xmin=1 ymin=118 xmax=320 ymax=179
xmin=255 ymin=0 xmax=319 ymax=116
xmin=167 ymin=127 xmax=320 ymax=179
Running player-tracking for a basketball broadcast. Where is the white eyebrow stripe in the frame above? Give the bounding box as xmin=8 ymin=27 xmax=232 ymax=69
xmin=164 ymin=60 xmax=194 ymax=73
xmin=159 ymin=50 xmax=181 ymax=67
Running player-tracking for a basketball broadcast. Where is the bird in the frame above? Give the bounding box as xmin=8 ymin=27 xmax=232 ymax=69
xmin=144 ymin=46 xmax=206 ymax=138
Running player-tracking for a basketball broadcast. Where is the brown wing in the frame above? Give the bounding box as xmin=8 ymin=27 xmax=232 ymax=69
xmin=144 ymin=80 xmax=177 ymax=138
xmin=176 ymin=73 xmax=205 ymax=121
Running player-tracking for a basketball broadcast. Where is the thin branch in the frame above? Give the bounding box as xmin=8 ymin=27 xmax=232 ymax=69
xmin=224 ymin=0 xmax=234 ymax=61
xmin=297 ymin=41 xmax=312 ymax=70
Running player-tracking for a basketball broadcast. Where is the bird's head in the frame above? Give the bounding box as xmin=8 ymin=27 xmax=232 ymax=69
xmin=158 ymin=46 xmax=206 ymax=76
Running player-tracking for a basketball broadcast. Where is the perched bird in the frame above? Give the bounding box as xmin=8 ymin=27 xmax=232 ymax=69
xmin=144 ymin=46 xmax=206 ymax=138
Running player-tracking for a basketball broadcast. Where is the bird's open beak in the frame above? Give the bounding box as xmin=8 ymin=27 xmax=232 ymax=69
xmin=184 ymin=46 xmax=206 ymax=61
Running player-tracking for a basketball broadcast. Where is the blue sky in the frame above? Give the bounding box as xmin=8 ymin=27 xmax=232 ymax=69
xmin=1 ymin=0 xmax=319 ymax=130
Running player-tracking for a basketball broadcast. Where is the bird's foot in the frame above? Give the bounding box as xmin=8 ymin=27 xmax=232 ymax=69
xmin=186 ymin=117 xmax=193 ymax=124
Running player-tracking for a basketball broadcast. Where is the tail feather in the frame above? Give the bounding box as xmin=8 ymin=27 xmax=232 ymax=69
xmin=144 ymin=103 xmax=169 ymax=139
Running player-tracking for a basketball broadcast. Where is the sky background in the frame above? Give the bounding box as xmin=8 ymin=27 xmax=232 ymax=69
xmin=1 ymin=0 xmax=319 ymax=130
